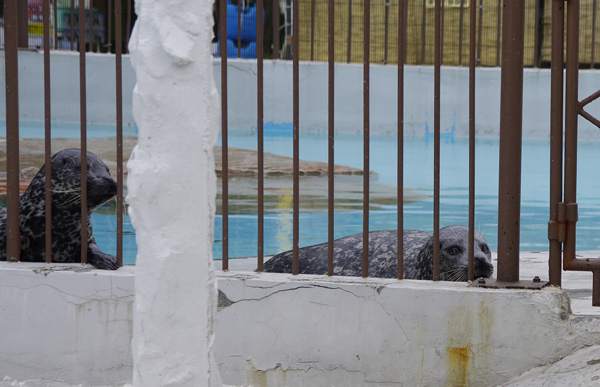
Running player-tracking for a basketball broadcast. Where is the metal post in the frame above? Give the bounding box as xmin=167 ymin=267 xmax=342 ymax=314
xmin=44 ymin=0 xmax=52 ymax=263
xmin=328 ymin=0 xmax=335 ymax=275
xmin=257 ymin=0 xmax=265 ymax=271
xmin=497 ymin=0 xmax=525 ymax=283
xmin=220 ymin=0 xmax=229 ymax=270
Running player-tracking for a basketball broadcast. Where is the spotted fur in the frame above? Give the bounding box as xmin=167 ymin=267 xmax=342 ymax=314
xmin=263 ymin=225 xmax=493 ymax=281
xmin=0 ymin=149 xmax=118 ymax=270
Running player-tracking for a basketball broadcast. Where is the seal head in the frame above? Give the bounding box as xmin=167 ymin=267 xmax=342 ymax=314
xmin=0 ymin=148 xmax=118 ymax=270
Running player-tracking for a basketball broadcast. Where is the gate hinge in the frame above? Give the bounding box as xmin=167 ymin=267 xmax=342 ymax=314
xmin=548 ymin=202 xmax=578 ymax=242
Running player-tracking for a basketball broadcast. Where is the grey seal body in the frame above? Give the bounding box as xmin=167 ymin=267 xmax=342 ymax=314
xmin=263 ymin=225 xmax=493 ymax=281
xmin=0 ymin=148 xmax=118 ymax=270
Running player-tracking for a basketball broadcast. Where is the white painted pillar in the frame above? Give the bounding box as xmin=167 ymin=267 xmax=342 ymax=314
xmin=126 ymin=0 xmax=221 ymax=384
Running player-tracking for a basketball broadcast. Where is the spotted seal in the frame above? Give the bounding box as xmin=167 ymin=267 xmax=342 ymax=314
xmin=263 ymin=225 xmax=493 ymax=281
xmin=0 ymin=148 xmax=118 ymax=270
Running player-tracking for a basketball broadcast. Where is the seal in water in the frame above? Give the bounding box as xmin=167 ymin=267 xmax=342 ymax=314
xmin=0 ymin=148 xmax=118 ymax=270
xmin=263 ymin=225 xmax=493 ymax=281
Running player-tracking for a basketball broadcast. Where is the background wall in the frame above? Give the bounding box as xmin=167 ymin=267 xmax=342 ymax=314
xmin=2 ymin=51 xmax=599 ymax=140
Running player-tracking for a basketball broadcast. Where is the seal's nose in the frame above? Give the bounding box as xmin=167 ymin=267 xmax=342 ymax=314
xmin=474 ymin=255 xmax=494 ymax=278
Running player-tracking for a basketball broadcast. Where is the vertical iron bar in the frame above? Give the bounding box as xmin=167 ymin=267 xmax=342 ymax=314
xmin=421 ymin=0 xmax=426 ymax=64
xmin=363 ymin=0 xmax=371 ymax=278
xmin=477 ymin=0 xmax=483 ymax=65
xmin=347 ymin=0 xmax=353 ymax=63
xmin=44 ymin=0 xmax=52 ymax=264
xmin=54 ymin=0 xmax=58 ymax=49
xmin=440 ymin=0 xmax=444 ymax=65
xmin=548 ymin=0 xmax=564 ymax=287
xmin=384 ymin=0 xmax=389 ymax=64
xmin=496 ymin=0 xmax=502 ymax=66
xmin=458 ymin=0 xmax=465 ymax=66
xmin=273 ymin=0 xmax=280 ymax=58
xmin=116 ymin=0 xmax=123 ymax=267
xmin=5 ymin=0 xmax=20 ymax=262
xmin=238 ymin=1 xmax=242 ymax=58
xmin=328 ymin=0 xmax=335 ymax=276
xmin=433 ymin=0 xmax=441 ymax=281
xmin=594 ymin=271 xmax=600 ymax=306
xmin=310 ymin=0 xmax=316 ymax=60
xmin=592 ymin=0 xmax=597 ymax=68
xmin=468 ymin=0 xmax=477 ymax=281
xmin=79 ymin=0 xmax=88 ymax=264
xmin=397 ymin=0 xmax=405 ymax=279
xmin=497 ymin=0 xmax=525 ymax=283
xmin=257 ymin=0 xmax=265 ymax=271
xmin=17 ymin=0 xmax=28 ymax=48
xmin=126 ymin=0 xmax=131 ymax=53
xmin=70 ymin=0 xmax=75 ymax=50
xmin=220 ymin=0 xmax=229 ymax=270
xmin=563 ymin=0 xmax=579 ymax=269
xmin=533 ymin=0 xmax=541 ymax=68
xmin=293 ymin=0 xmax=300 ymax=275
xmin=108 ymin=0 xmax=112 ymax=53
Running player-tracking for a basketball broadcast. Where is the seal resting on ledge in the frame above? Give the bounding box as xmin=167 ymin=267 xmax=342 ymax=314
xmin=263 ymin=225 xmax=493 ymax=281
xmin=0 ymin=148 xmax=118 ymax=270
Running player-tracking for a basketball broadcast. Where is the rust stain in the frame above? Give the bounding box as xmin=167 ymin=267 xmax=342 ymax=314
xmin=446 ymin=345 xmax=472 ymax=387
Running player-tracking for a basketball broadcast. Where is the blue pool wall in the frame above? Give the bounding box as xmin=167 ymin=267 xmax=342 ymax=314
xmin=3 ymin=50 xmax=600 ymax=141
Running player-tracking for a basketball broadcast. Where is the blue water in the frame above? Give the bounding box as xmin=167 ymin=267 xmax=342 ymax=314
xmin=214 ymin=128 xmax=600 ymax=258
xmin=8 ymin=121 xmax=600 ymax=265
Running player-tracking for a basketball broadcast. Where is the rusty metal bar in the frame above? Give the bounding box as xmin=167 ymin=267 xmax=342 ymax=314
xmin=79 ymin=0 xmax=89 ymax=264
xmin=533 ymin=0 xmax=542 ymax=68
xmin=116 ymin=0 xmax=123 ymax=267
xmin=347 ymin=0 xmax=353 ymax=63
xmin=421 ymin=0 xmax=426 ymax=64
xmin=108 ymin=0 xmax=113 ymax=53
xmin=310 ymin=0 xmax=316 ymax=60
xmin=5 ymin=0 xmax=20 ymax=262
xmin=592 ymin=0 xmax=597 ymax=68
xmin=468 ymin=0 xmax=477 ymax=281
xmin=477 ymin=0 xmax=483 ymax=65
xmin=548 ymin=0 xmax=564 ymax=287
xmin=363 ymin=0 xmax=371 ymax=278
xmin=220 ymin=0 xmax=229 ymax=270
xmin=273 ymin=0 xmax=280 ymax=59
xmin=397 ymin=0 xmax=405 ymax=280
xmin=293 ymin=0 xmax=300 ymax=275
xmin=433 ymin=0 xmax=441 ymax=281
xmin=497 ymin=0 xmax=525 ymax=283
xmin=594 ymin=271 xmax=600 ymax=306
xmin=563 ymin=0 xmax=580 ymax=271
xmin=126 ymin=0 xmax=132 ymax=53
xmin=70 ymin=0 xmax=75 ymax=50
xmin=17 ymin=0 xmax=28 ymax=48
xmin=54 ymin=0 xmax=58 ymax=50
xmin=44 ymin=0 xmax=52 ymax=263
xmin=458 ymin=0 xmax=465 ymax=66
xmin=496 ymin=0 xmax=501 ymax=66
xmin=238 ymin=1 xmax=242 ymax=58
xmin=440 ymin=0 xmax=444 ymax=65
xmin=257 ymin=0 xmax=265 ymax=271
xmin=327 ymin=0 xmax=335 ymax=276
xmin=384 ymin=0 xmax=390 ymax=64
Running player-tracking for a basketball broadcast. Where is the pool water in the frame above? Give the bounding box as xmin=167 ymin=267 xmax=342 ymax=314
xmin=213 ymin=129 xmax=600 ymax=258
xmin=8 ymin=121 xmax=600 ymax=264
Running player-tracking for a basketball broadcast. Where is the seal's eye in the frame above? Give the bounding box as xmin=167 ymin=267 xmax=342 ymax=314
xmin=480 ymin=244 xmax=490 ymax=254
xmin=448 ymin=246 xmax=461 ymax=255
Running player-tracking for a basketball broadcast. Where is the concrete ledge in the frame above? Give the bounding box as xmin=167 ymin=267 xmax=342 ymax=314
xmin=2 ymin=262 xmax=600 ymax=386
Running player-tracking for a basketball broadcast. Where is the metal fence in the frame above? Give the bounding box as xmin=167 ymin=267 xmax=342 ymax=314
xmin=3 ymin=0 xmax=125 ymax=265
xmin=3 ymin=0 xmax=600 ymax=305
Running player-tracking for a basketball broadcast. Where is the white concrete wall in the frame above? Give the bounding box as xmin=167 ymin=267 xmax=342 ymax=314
xmin=3 ymin=263 xmax=600 ymax=387
xmin=3 ymin=51 xmax=600 ymax=140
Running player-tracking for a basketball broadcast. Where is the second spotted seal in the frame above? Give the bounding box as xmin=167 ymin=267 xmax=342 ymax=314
xmin=263 ymin=225 xmax=493 ymax=281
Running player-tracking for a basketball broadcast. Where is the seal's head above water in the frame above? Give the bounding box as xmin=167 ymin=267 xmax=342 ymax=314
xmin=0 ymin=148 xmax=118 ymax=270
xmin=263 ymin=225 xmax=493 ymax=281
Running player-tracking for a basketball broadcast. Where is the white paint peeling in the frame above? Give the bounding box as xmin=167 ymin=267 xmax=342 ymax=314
xmin=126 ymin=0 xmax=221 ymax=383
